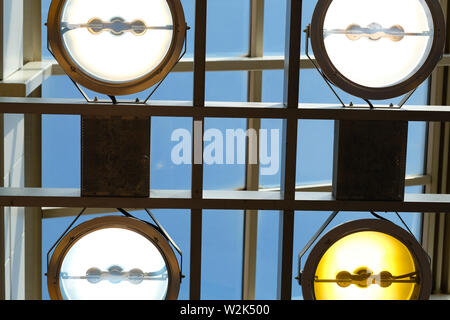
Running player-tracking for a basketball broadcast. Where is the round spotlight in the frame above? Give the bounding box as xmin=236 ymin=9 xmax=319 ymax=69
xmin=47 ymin=0 xmax=187 ymax=96
xmin=310 ymin=0 xmax=446 ymax=100
xmin=301 ymin=219 xmax=431 ymax=300
xmin=47 ymin=216 xmax=181 ymax=300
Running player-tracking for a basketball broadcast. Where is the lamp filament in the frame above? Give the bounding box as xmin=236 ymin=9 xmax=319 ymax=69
xmin=61 ymin=17 xmax=173 ymax=36
xmin=314 ymin=267 xmax=418 ymax=288
xmin=60 ymin=265 xmax=168 ymax=284
xmin=325 ymin=23 xmax=431 ymax=42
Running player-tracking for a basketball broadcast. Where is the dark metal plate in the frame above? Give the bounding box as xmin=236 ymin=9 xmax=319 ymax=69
xmin=81 ymin=116 xmax=150 ymax=197
xmin=332 ymin=120 xmax=408 ymax=201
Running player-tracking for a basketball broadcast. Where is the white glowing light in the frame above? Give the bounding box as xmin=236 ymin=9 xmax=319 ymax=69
xmin=60 ymin=0 xmax=174 ymax=83
xmin=322 ymin=0 xmax=434 ymax=88
xmin=59 ymin=228 xmax=168 ymax=300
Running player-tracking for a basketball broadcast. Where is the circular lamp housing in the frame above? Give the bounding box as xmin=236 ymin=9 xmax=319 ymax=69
xmin=47 ymin=0 xmax=187 ymax=96
xmin=301 ymin=219 xmax=431 ymax=300
xmin=310 ymin=0 xmax=446 ymax=100
xmin=47 ymin=216 xmax=181 ymax=300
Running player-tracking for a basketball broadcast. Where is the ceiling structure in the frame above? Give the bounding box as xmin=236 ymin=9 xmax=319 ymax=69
xmin=0 ymin=0 xmax=449 ymax=300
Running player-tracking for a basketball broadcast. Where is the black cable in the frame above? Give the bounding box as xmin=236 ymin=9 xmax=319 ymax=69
xmin=108 ymin=95 xmax=117 ymax=104
xmin=117 ymin=208 xmax=136 ymax=218
xmin=394 ymin=211 xmax=414 ymax=237
xmin=394 ymin=212 xmax=432 ymax=264
xmin=370 ymin=211 xmax=390 ymax=221
xmin=364 ymin=98 xmax=374 ymax=109
xmin=304 ymin=26 xmax=346 ymax=108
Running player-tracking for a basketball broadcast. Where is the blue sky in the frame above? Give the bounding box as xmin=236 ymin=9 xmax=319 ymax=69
xmin=41 ymin=0 xmax=427 ymax=300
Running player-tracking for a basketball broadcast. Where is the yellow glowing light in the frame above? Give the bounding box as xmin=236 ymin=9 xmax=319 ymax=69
xmin=313 ymin=231 xmax=418 ymax=300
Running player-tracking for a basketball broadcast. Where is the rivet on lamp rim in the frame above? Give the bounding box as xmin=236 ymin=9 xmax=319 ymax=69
xmin=47 ymin=0 xmax=187 ymax=96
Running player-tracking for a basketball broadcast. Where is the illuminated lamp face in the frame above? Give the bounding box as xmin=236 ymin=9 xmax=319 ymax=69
xmin=47 ymin=216 xmax=181 ymax=300
xmin=301 ymin=219 xmax=432 ymax=300
xmin=310 ymin=0 xmax=446 ymax=100
xmin=47 ymin=0 xmax=187 ymax=95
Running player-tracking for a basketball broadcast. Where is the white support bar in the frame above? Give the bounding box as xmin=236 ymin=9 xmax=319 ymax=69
xmin=40 ymin=174 xmax=432 ymax=219
xmin=0 ymin=54 xmax=447 ymax=97
xmin=260 ymin=174 xmax=432 ymax=192
xmin=49 ymin=54 xmax=450 ymax=75
xmin=0 ymin=188 xmax=449 ymax=212
xmin=0 ymin=61 xmax=52 ymax=97
xmin=0 ymin=98 xmax=449 ymax=122
xmin=50 ymin=56 xmax=314 ymax=75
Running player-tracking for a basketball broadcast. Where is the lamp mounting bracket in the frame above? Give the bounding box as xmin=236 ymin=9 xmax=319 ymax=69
xmin=46 ymin=26 xmax=189 ymax=105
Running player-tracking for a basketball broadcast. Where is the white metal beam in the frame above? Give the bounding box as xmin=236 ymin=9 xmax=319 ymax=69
xmin=422 ymin=0 xmax=449 ymax=295
xmin=1 ymin=98 xmax=450 ymax=121
xmin=0 ymin=188 xmax=449 ymax=212
xmin=242 ymin=0 xmax=264 ymax=301
xmin=40 ymin=174 xmax=432 ymax=219
xmin=0 ymin=0 xmax=23 ymax=80
xmin=50 ymin=56 xmax=315 ymax=75
xmin=0 ymin=61 xmax=51 ymax=97
xmin=48 ymin=54 xmax=450 ymax=75
xmin=260 ymin=174 xmax=433 ymax=192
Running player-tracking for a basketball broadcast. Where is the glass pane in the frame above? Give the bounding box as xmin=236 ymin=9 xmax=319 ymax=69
xmin=152 ymin=117 xmax=192 ymax=190
xmin=206 ymin=71 xmax=248 ymax=102
xmin=264 ymin=0 xmax=317 ymax=55
xmin=42 ymin=114 xmax=80 ymax=188
xmin=42 ymin=0 xmax=52 ymax=60
xmin=206 ymin=0 xmax=249 ymax=57
xmin=259 ymin=119 xmax=283 ymax=188
xmin=203 ymin=118 xmax=247 ymax=190
xmin=204 ymin=71 xmax=248 ymax=190
xmin=255 ymin=210 xmax=279 ymax=300
xmin=201 ymin=210 xmax=244 ymax=299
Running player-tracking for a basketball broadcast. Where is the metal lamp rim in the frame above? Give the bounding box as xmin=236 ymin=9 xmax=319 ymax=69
xmin=301 ymin=218 xmax=432 ymax=300
xmin=47 ymin=215 xmax=181 ymax=300
xmin=310 ymin=0 xmax=446 ymax=100
xmin=47 ymin=0 xmax=187 ymax=96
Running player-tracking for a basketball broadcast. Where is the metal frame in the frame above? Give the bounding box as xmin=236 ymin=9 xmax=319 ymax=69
xmin=277 ymin=0 xmax=302 ymax=300
xmin=423 ymin=0 xmax=450 ymax=295
xmin=0 ymin=188 xmax=449 ymax=212
xmin=2 ymin=97 xmax=450 ymax=120
xmin=242 ymin=0 xmax=264 ymax=301
xmin=189 ymin=0 xmax=207 ymax=300
xmin=0 ymin=0 xmax=449 ymax=301
xmin=0 ymin=0 xmax=43 ymax=300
